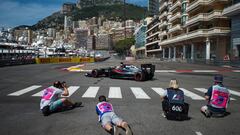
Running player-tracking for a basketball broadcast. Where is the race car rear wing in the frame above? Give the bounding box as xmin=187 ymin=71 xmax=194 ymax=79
xmin=141 ymin=64 xmax=155 ymax=74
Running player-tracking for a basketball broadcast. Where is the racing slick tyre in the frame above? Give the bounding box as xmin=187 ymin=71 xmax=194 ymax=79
xmin=134 ymin=72 xmax=145 ymax=81
xmin=91 ymin=69 xmax=99 ymax=78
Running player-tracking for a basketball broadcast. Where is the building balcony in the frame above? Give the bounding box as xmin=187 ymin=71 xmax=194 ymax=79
xmin=159 ymin=21 xmax=168 ymax=28
xmin=146 ymin=22 xmax=160 ymax=33
xmin=145 ymin=40 xmax=160 ymax=46
xmin=185 ymin=10 xmax=227 ymax=26
xmin=167 ymin=13 xmax=173 ymax=20
xmin=146 ymin=48 xmax=162 ymax=52
xmin=182 ymin=0 xmax=189 ymax=4
xmin=187 ymin=0 xmax=228 ymax=12
xmin=146 ymin=32 xmax=160 ymax=40
xmin=159 ymin=31 xmax=167 ymax=37
xmin=159 ymin=27 xmax=230 ymax=46
xmin=170 ymin=1 xmax=181 ymax=12
xmin=222 ymin=2 xmax=240 ymax=16
xmin=169 ymin=12 xmax=181 ymax=22
xmin=168 ymin=24 xmax=182 ymax=33
xmin=159 ymin=2 xmax=168 ymax=12
xmin=159 ymin=11 xmax=168 ymax=19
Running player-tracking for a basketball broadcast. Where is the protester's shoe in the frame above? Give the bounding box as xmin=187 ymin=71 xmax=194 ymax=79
xmin=125 ymin=125 xmax=133 ymax=135
xmin=114 ymin=126 xmax=120 ymax=135
xmin=74 ymin=102 xmax=82 ymax=107
xmin=162 ymin=113 xmax=166 ymax=118
xmin=204 ymin=110 xmax=211 ymax=118
xmin=109 ymin=127 xmax=115 ymax=135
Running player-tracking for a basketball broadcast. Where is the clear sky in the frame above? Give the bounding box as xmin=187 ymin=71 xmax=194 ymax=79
xmin=0 ymin=0 xmax=147 ymax=28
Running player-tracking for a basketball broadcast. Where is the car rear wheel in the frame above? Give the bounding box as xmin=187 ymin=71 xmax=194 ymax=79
xmin=134 ymin=72 xmax=145 ymax=81
xmin=91 ymin=69 xmax=99 ymax=78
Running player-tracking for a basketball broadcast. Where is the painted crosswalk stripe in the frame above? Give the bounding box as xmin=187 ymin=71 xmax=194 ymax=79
xmin=108 ymin=87 xmax=122 ymax=98
xmin=229 ymin=89 xmax=240 ymax=97
xmin=62 ymin=86 xmax=79 ymax=97
xmin=8 ymin=85 xmax=42 ymax=96
xmin=195 ymin=131 xmax=203 ymax=135
xmin=33 ymin=86 xmax=80 ymax=97
xmin=130 ymin=87 xmax=150 ymax=99
xmin=180 ymin=88 xmax=205 ymax=100
xmin=194 ymin=88 xmax=236 ymax=100
xmin=151 ymin=87 xmax=165 ymax=96
xmin=32 ymin=90 xmax=44 ymax=97
xmin=82 ymin=87 xmax=99 ymax=98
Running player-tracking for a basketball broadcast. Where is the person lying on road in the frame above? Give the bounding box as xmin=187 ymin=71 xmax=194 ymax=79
xmin=96 ymin=95 xmax=132 ymax=135
xmin=40 ymin=81 xmax=82 ymax=116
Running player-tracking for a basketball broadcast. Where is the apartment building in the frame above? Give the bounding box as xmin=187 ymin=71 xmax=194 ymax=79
xmin=148 ymin=0 xmax=160 ymax=16
xmin=74 ymin=28 xmax=88 ymax=49
xmin=145 ymin=16 xmax=161 ymax=58
xmin=134 ymin=22 xmax=147 ymax=58
xmin=147 ymin=0 xmax=231 ymax=62
xmin=223 ymin=0 xmax=240 ymax=60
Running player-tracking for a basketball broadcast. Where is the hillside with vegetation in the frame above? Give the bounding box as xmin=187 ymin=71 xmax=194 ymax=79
xmin=16 ymin=3 xmax=147 ymax=31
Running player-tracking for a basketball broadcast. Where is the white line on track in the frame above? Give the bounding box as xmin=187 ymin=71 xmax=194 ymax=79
xmin=130 ymin=87 xmax=150 ymax=99
xmin=32 ymin=90 xmax=44 ymax=97
xmin=155 ymin=70 xmax=176 ymax=73
xmin=8 ymin=85 xmax=42 ymax=96
xmin=194 ymin=88 xmax=236 ymax=100
xmin=82 ymin=86 xmax=99 ymax=98
xmin=192 ymin=70 xmax=218 ymax=73
xmin=229 ymin=89 xmax=240 ymax=97
xmin=151 ymin=87 xmax=165 ymax=96
xmin=195 ymin=131 xmax=203 ymax=135
xmin=108 ymin=87 xmax=122 ymax=98
xmin=180 ymin=88 xmax=205 ymax=100
xmin=62 ymin=86 xmax=79 ymax=97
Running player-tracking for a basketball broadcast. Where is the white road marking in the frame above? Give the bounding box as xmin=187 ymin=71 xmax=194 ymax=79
xmin=194 ymin=88 xmax=236 ymax=100
xmin=192 ymin=70 xmax=218 ymax=73
xmin=232 ymin=70 xmax=240 ymax=72
xmin=8 ymin=85 xmax=42 ymax=96
xmin=155 ymin=70 xmax=176 ymax=73
xmin=108 ymin=87 xmax=122 ymax=98
xmin=32 ymin=90 xmax=44 ymax=97
xmin=151 ymin=87 xmax=166 ymax=96
xmin=130 ymin=87 xmax=150 ymax=99
xmin=180 ymin=88 xmax=205 ymax=100
xmin=82 ymin=86 xmax=99 ymax=98
xmin=62 ymin=86 xmax=79 ymax=97
xmin=195 ymin=131 xmax=203 ymax=135
xmin=229 ymin=89 xmax=240 ymax=97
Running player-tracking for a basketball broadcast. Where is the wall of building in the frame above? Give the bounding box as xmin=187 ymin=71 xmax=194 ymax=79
xmin=231 ymin=15 xmax=240 ymax=59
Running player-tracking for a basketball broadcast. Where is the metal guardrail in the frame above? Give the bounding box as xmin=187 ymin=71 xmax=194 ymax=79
xmin=187 ymin=59 xmax=240 ymax=67
xmin=0 ymin=59 xmax=36 ymax=67
xmin=0 ymin=57 xmax=110 ymax=67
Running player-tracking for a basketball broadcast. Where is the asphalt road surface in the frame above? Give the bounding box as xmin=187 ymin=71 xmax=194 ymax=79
xmin=0 ymin=58 xmax=239 ymax=135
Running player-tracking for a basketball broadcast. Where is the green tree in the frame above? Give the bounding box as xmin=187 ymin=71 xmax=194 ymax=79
xmin=114 ymin=37 xmax=135 ymax=55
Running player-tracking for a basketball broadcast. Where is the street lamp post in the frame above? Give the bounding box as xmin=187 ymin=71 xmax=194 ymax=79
xmin=124 ymin=0 xmax=127 ymax=58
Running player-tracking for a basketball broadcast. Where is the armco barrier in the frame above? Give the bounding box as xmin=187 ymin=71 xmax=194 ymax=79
xmin=94 ymin=57 xmax=110 ymax=62
xmin=35 ymin=57 xmax=94 ymax=64
xmin=0 ymin=59 xmax=36 ymax=67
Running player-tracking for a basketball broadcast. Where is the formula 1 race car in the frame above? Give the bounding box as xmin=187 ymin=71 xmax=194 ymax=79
xmin=85 ymin=64 xmax=155 ymax=81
